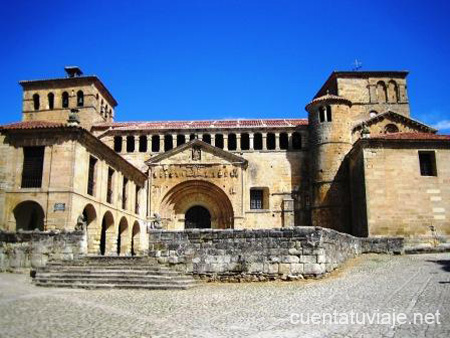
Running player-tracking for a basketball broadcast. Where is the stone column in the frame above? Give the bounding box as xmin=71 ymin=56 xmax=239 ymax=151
xmin=223 ymin=134 xmax=228 ymax=150
xmin=249 ymin=133 xmax=254 ymax=151
xmin=159 ymin=135 xmax=165 ymax=153
xmin=211 ymin=134 xmax=216 ymax=147
xmin=172 ymin=134 xmax=177 ymax=148
xmin=288 ymin=133 xmax=293 ymax=151
xmin=185 ymin=134 xmax=190 ymax=143
xmin=147 ymin=135 xmax=152 ymax=152
xmin=134 ymin=135 xmax=140 ymax=152
xmin=262 ymin=133 xmax=267 ymax=151
xmin=275 ymin=132 xmax=280 ymax=151
xmin=122 ymin=136 xmax=127 ymax=153
xmin=236 ymin=133 xmax=241 ymax=151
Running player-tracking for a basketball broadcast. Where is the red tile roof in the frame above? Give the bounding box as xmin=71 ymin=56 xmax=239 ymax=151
xmin=93 ymin=119 xmax=308 ymax=131
xmin=369 ymin=132 xmax=450 ymax=141
xmin=0 ymin=120 xmax=68 ymax=130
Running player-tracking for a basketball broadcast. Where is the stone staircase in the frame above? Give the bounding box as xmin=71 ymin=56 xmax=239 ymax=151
xmin=32 ymin=256 xmax=199 ymax=290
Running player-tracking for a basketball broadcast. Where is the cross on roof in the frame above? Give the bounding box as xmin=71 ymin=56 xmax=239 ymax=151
xmin=352 ymin=59 xmax=363 ymax=71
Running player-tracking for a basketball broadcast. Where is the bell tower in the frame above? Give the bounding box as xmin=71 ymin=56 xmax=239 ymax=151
xmin=19 ymin=66 xmax=117 ymax=131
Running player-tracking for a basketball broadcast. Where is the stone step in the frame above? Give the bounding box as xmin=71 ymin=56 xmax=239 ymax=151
xmin=39 ymin=267 xmax=180 ymax=274
xmin=33 ymin=281 xmax=195 ymax=290
xmin=33 ymin=276 xmax=197 ymax=285
xmin=35 ymin=272 xmax=192 ymax=280
xmin=44 ymin=264 xmax=171 ymax=270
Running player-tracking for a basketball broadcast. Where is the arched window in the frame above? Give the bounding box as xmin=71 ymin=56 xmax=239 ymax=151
xmin=369 ymin=110 xmax=378 ymax=118
xmin=228 ymin=133 xmax=237 ymax=150
xmin=377 ymin=81 xmax=387 ymax=103
xmin=202 ymin=134 xmax=211 ymax=144
xmin=164 ymin=135 xmax=173 ymax=151
xmin=388 ymin=80 xmax=399 ymax=103
xmin=292 ymin=132 xmax=302 ymax=150
xmin=151 ymin=135 xmax=160 ymax=152
xmin=139 ymin=135 xmax=147 ymax=152
xmin=47 ymin=93 xmax=54 ymax=110
xmin=384 ymin=124 xmax=399 ymax=134
xmin=279 ymin=133 xmax=288 ymax=150
xmin=77 ymin=90 xmax=84 ymax=107
xmin=62 ymin=92 xmax=69 ymax=108
xmin=190 ymin=133 xmax=196 ymax=141
xmin=215 ymin=134 xmax=224 ymax=148
xmin=177 ymin=134 xmax=186 ymax=146
xmin=267 ymin=133 xmax=276 ymax=150
xmin=254 ymin=133 xmax=263 ymax=150
xmin=241 ymin=133 xmax=250 ymax=150
xmin=126 ymin=135 xmax=135 ymax=153
xmin=319 ymin=106 xmax=332 ymax=122
xmin=114 ymin=136 xmax=122 ymax=152
xmin=33 ymin=94 xmax=40 ymax=111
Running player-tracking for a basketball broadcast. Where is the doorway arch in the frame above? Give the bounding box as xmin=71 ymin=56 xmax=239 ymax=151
xmin=131 ymin=221 xmax=141 ymax=256
xmin=13 ymin=201 xmax=45 ymax=231
xmin=100 ymin=211 xmax=114 ymax=255
xmin=185 ymin=206 xmax=211 ymax=229
xmin=117 ymin=217 xmax=129 ymax=256
xmin=160 ymin=180 xmax=234 ymax=229
xmin=82 ymin=204 xmax=97 ymax=254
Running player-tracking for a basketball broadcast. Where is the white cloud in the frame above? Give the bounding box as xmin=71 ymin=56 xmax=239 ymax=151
xmin=433 ymin=120 xmax=450 ymax=130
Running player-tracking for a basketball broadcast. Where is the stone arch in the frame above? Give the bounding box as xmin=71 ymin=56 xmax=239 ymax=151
xmin=117 ymin=217 xmax=130 ymax=256
xmin=388 ymin=80 xmax=399 ymax=103
xmin=384 ymin=124 xmax=399 ymax=134
xmin=377 ymin=81 xmax=387 ymax=103
xmin=160 ymin=180 xmax=234 ymax=229
xmin=131 ymin=221 xmax=141 ymax=256
xmin=13 ymin=201 xmax=45 ymax=231
xmin=82 ymin=204 xmax=98 ymax=254
xmin=100 ymin=211 xmax=115 ymax=255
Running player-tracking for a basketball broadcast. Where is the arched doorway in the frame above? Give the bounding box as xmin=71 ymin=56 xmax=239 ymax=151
xmin=13 ymin=201 xmax=45 ymax=231
xmin=131 ymin=221 xmax=140 ymax=256
xmin=100 ymin=211 xmax=114 ymax=256
xmin=117 ymin=217 xmax=129 ymax=256
xmin=160 ymin=180 xmax=234 ymax=229
xmin=82 ymin=204 xmax=97 ymax=254
xmin=185 ymin=206 xmax=211 ymax=229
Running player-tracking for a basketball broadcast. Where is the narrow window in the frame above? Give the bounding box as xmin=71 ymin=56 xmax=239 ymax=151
xmin=135 ymin=186 xmax=140 ymax=215
xmin=279 ymin=133 xmax=288 ymax=150
xmin=377 ymin=81 xmax=387 ymax=103
xmin=164 ymin=135 xmax=173 ymax=151
xmin=319 ymin=106 xmax=326 ymax=123
xmin=122 ymin=177 xmax=128 ymax=210
xmin=21 ymin=147 xmax=45 ymax=188
xmin=241 ymin=133 xmax=250 ymax=150
xmin=139 ymin=135 xmax=147 ymax=152
xmin=388 ymin=80 xmax=399 ymax=103
xmin=126 ymin=135 xmax=135 ymax=153
xmin=419 ymin=151 xmax=437 ymax=176
xmin=228 ymin=133 xmax=237 ymax=150
xmin=47 ymin=93 xmax=54 ymax=110
xmin=203 ymin=134 xmax=211 ymax=144
xmin=292 ymin=132 xmax=302 ymax=150
xmin=33 ymin=94 xmax=40 ymax=111
xmin=114 ymin=136 xmax=122 ymax=152
xmin=87 ymin=156 xmax=97 ymax=196
xmin=77 ymin=90 xmax=84 ymax=107
xmin=319 ymin=106 xmax=332 ymax=122
xmin=250 ymin=189 xmax=264 ymax=210
xmin=152 ymin=135 xmax=160 ymax=152
xmin=267 ymin=133 xmax=276 ymax=150
xmin=62 ymin=92 xmax=69 ymax=108
xmin=326 ymin=106 xmax=332 ymax=122
xmin=107 ymin=168 xmax=114 ymax=204
xmin=215 ymin=134 xmax=224 ymax=148
xmin=254 ymin=133 xmax=263 ymax=150
xmin=177 ymin=134 xmax=186 ymax=146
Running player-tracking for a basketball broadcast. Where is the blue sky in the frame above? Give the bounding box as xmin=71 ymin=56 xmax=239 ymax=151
xmin=1 ymin=0 xmax=449 ymax=131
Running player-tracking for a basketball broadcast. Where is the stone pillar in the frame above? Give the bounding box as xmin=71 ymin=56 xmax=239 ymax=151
xmin=249 ymin=133 xmax=254 ymax=151
xmin=275 ymin=133 xmax=280 ymax=151
xmin=236 ymin=133 xmax=241 ymax=151
xmin=134 ymin=135 xmax=140 ymax=152
xmin=185 ymin=134 xmax=190 ymax=143
xmin=288 ymin=133 xmax=293 ymax=151
xmin=262 ymin=133 xmax=267 ymax=151
xmin=159 ymin=135 xmax=165 ymax=153
xmin=172 ymin=134 xmax=177 ymax=148
xmin=122 ymin=136 xmax=127 ymax=153
xmin=211 ymin=134 xmax=216 ymax=147
xmin=282 ymin=198 xmax=295 ymax=228
xmin=147 ymin=135 xmax=152 ymax=152
xmin=223 ymin=134 xmax=228 ymax=150
xmin=198 ymin=133 xmax=203 ymax=141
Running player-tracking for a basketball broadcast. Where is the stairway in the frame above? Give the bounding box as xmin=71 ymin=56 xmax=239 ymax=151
xmin=32 ymin=256 xmax=199 ymax=290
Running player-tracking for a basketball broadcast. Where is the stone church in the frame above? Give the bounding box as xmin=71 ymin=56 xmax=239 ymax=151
xmin=0 ymin=67 xmax=448 ymax=256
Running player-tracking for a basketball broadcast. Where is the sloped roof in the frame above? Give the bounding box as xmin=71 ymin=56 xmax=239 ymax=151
xmin=369 ymin=132 xmax=450 ymax=141
xmin=352 ymin=111 xmax=437 ymax=133
xmin=146 ymin=139 xmax=248 ymax=167
xmin=0 ymin=120 xmax=69 ymax=130
xmin=305 ymin=93 xmax=352 ymax=110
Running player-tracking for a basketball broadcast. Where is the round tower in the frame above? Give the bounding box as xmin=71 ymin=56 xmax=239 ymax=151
xmin=306 ymin=94 xmax=353 ymax=233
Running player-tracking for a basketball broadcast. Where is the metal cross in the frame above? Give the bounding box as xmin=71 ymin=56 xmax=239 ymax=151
xmin=352 ymin=59 xmax=363 ymax=71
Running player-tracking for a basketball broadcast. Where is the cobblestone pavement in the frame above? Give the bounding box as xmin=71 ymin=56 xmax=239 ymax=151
xmin=0 ymin=253 xmax=449 ymax=338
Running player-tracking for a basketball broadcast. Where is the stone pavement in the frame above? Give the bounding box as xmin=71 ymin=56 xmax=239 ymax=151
xmin=0 ymin=253 xmax=449 ymax=338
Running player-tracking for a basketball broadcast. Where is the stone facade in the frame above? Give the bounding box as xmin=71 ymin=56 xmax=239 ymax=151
xmin=0 ymin=67 xmax=449 ymax=259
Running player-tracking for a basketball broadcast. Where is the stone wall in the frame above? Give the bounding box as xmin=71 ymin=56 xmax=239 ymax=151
xmin=148 ymin=227 xmax=404 ymax=282
xmin=0 ymin=230 xmax=84 ymax=272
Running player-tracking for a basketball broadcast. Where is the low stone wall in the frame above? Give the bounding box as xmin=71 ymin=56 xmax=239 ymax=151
xmin=148 ymin=227 xmax=404 ymax=281
xmin=0 ymin=230 xmax=85 ymax=272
